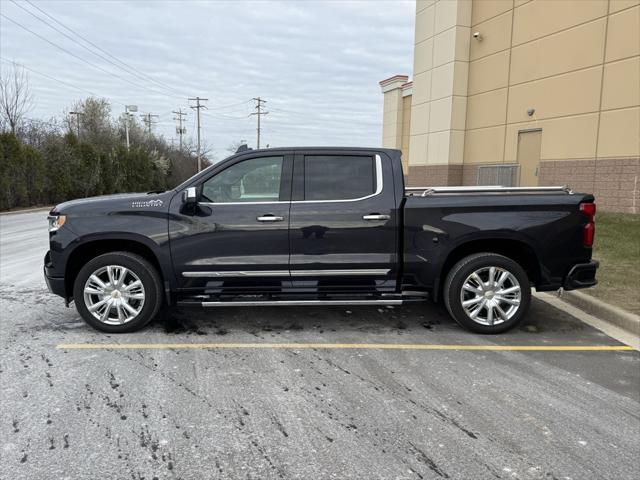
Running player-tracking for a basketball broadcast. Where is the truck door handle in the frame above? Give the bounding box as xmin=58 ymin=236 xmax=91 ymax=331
xmin=362 ymin=214 xmax=390 ymax=221
xmin=257 ymin=215 xmax=284 ymax=222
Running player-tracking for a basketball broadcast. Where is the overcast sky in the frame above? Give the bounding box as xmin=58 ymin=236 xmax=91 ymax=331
xmin=0 ymin=0 xmax=414 ymax=160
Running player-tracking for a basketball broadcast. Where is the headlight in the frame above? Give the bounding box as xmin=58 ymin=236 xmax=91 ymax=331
xmin=48 ymin=215 xmax=67 ymax=232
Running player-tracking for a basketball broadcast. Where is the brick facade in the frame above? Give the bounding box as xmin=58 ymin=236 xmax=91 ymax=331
xmin=540 ymin=158 xmax=639 ymax=213
xmin=406 ymin=165 xmax=463 ymax=187
xmin=462 ymin=165 xmax=480 ymax=186
xmin=404 ymin=158 xmax=639 ymax=213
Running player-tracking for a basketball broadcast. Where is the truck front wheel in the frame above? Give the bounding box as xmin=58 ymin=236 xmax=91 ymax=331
xmin=73 ymin=251 xmax=163 ymax=333
xmin=443 ymin=253 xmax=531 ymax=334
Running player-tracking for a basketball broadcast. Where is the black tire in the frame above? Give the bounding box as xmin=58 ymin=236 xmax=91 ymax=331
xmin=73 ymin=251 xmax=163 ymax=333
xmin=443 ymin=253 xmax=531 ymax=334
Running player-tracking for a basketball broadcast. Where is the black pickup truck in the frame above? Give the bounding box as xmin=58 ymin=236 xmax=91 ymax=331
xmin=44 ymin=147 xmax=598 ymax=334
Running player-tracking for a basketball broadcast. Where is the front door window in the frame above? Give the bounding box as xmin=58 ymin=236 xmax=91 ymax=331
xmin=202 ymin=156 xmax=284 ymax=203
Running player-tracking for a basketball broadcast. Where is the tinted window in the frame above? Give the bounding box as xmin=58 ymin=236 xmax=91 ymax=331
xmin=202 ymin=156 xmax=283 ymax=203
xmin=304 ymin=155 xmax=375 ymax=201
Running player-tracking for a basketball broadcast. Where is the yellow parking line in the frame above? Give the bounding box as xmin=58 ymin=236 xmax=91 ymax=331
xmin=56 ymin=343 xmax=635 ymax=351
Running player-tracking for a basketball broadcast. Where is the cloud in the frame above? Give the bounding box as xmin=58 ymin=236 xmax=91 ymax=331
xmin=0 ymin=0 xmax=414 ymax=159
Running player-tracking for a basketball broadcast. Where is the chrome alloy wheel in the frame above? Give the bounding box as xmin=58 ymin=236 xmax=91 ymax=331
xmin=460 ymin=266 xmax=521 ymax=326
xmin=83 ymin=265 xmax=145 ymax=325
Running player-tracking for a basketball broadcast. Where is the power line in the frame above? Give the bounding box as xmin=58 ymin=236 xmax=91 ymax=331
xmin=189 ymin=97 xmax=208 ymax=172
xmin=249 ymin=97 xmax=268 ymax=149
xmin=202 ymin=110 xmax=249 ymax=121
xmin=0 ymin=12 xmax=183 ymax=100
xmin=0 ymin=56 xmax=126 ymax=106
xmin=20 ymin=0 xmax=188 ymax=98
xmin=207 ymin=99 xmax=252 ymax=111
xmin=10 ymin=0 xmax=184 ymax=98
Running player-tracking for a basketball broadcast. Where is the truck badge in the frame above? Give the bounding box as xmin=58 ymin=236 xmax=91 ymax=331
xmin=131 ymin=199 xmax=163 ymax=208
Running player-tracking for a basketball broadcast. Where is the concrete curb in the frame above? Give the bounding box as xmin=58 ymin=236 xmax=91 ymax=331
xmin=534 ymin=292 xmax=639 ymax=350
xmin=0 ymin=206 xmax=52 ymax=216
xmin=558 ymin=290 xmax=640 ymax=335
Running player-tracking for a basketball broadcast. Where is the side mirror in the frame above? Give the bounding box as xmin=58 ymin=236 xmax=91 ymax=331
xmin=182 ymin=187 xmax=197 ymax=205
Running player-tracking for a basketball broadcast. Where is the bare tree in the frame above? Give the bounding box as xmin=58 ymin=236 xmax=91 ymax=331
xmin=184 ymin=138 xmax=216 ymax=165
xmin=0 ymin=63 xmax=34 ymax=134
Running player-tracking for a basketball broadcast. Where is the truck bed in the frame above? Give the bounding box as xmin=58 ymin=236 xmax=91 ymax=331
xmin=401 ymin=184 xmax=595 ymax=295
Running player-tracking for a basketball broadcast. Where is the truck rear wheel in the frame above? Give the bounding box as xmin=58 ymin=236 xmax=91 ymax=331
xmin=443 ymin=253 xmax=531 ymax=334
xmin=73 ymin=251 xmax=163 ymax=333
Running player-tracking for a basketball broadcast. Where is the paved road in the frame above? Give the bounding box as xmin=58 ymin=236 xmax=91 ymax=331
xmin=1 ymin=210 xmax=639 ymax=480
xmin=0 ymin=210 xmax=50 ymax=287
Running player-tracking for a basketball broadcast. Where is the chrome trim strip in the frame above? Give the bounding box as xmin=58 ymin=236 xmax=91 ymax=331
xmin=183 ymin=271 xmax=288 ymax=278
xmin=290 ymin=154 xmax=383 ymax=204
xmin=198 ymin=200 xmax=287 ymax=206
xmin=290 ymin=269 xmax=390 ymax=277
xmin=200 ymin=299 xmax=404 ymax=307
xmin=197 ymin=154 xmax=384 ymax=206
xmin=182 ymin=269 xmax=391 ymax=278
xmin=400 ymin=290 xmax=430 ymax=297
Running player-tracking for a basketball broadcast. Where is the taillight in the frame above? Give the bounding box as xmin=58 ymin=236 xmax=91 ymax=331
xmin=581 ymin=202 xmax=596 ymax=217
xmin=580 ymin=202 xmax=596 ymax=247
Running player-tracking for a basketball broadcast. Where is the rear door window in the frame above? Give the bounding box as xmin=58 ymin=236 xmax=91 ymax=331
xmin=303 ymin=155 xmax=375 ymax=201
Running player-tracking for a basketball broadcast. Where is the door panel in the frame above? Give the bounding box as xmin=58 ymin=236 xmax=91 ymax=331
xmin=518 ymin=129 xmax=542 ymax=187
xmin=288 ymin=153 xmax=398 ymax=293
xmin=169 ymin=154 xmax=292 ymax=293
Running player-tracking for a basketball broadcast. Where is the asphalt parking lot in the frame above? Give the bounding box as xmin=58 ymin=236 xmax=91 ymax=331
xmin=1 ymin=210 xmax=639 ymax=480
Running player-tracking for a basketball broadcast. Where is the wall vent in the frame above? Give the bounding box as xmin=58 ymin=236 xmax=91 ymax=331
xmin=477 ymin=164 xmax=520 ymax=187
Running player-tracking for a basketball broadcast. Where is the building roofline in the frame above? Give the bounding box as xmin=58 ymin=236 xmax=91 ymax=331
xmin=378 ymin=74 xmax=409 ymax=87
xmin=401 ymin=81 xmax=413 ymax=97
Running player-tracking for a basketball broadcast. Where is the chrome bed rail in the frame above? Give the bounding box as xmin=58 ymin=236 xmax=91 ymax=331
xmin=405 ymin=185 xmax=573 ymax=197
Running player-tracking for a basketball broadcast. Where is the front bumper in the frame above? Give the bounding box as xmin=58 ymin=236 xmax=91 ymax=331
xmin=563 ymin=260 xmax=599 ymax=290
xmin=44 ymin=251 xmax=66 ymax=299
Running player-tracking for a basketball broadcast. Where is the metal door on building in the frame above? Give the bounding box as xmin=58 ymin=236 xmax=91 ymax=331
xmin=517 ymin=129 xmax=542 ymax=187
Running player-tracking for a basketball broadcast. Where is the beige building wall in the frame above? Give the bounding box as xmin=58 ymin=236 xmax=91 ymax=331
xmin=405 ymin=0 xmax=472 ymax=186
xmin=381 ymin=0 xmax=640 ymax=212
xmin=379 ymin=75 xmax=413 ymax=173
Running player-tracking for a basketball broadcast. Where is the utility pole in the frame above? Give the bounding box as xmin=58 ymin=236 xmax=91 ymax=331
xmin=249 ymin=97 xmax=268 ymax=149
xmin=68 ymin=111 xmax=83 ymax=138
xmin=189 ymin=97 xmax=208 ymax=172
xmin=124 ymin=105 xmax=138 ymax=151
xmin=172 ymin=108 xmax=187 ymax=151
xmin=140 ymin=112 xmax=159 ymax=135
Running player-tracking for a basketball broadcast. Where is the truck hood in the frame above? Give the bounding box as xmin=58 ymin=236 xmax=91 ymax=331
xmin=50 ymin=191 xmax=174 ymax=215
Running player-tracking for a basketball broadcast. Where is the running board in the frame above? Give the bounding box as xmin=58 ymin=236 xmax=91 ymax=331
xmin=178 ymin=299 xmax=404 ymax=307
